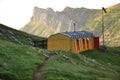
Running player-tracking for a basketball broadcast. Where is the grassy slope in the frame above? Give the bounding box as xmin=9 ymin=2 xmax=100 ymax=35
xmin=86 ymin=3 xmax=120 ymax=46
xmin=0 ymin=40 xmax=46 ymax=80
xmin=81 ymin=48 xmax=120 ymax=66
xmin=0 ymin=24 xmax=46 ymax=46
xmin=22 ymin=22 xmax=54 ymax=37
xmin=0 ymin=24 xmax=120 ymax=80
xmin=43 ymin=50 xmax=120 ymax=80
xmin=1 ymin=40 xmax=119 ymax=80
xmin=0 ymin=24 xmax=46 ymax=80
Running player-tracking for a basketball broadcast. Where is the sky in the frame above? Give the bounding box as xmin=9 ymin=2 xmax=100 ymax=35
xmin=0 ymin=0 xmax=120 ymax=30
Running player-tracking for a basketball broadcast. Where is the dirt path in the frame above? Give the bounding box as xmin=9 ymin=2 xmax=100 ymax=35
xmin=34 ymin=52 xmax=56 ymax=80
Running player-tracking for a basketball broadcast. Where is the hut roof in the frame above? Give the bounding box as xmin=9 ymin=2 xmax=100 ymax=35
xmin=60 ymin=31 xmax=93 ymax=39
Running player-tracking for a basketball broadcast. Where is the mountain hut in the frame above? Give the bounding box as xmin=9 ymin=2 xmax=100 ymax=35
xmin=48 ymin=31 xmax=99 ymax=52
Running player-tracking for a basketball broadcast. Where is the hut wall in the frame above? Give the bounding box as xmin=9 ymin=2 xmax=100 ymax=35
xmin=71 ymin=37 xmax=94 ymax=52
xmin=48 ymin=33 xmax=96 ymax=52
xmin=48 ymin=33 xmax=70 ymax=51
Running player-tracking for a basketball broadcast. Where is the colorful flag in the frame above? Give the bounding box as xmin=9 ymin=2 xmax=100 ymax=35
xmin=102 ymin=7 xmax=107 ymax=13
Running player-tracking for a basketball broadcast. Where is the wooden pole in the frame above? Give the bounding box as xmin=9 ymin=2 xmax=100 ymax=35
xmin=102 ymin=9 xmax=105 ymax=46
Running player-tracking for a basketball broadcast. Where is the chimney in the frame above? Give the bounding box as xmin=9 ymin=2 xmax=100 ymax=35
xmin=74 ymin=23 xmax=75 ymax=32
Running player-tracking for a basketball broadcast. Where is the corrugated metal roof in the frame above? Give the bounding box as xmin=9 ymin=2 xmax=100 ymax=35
xmin=60 ymin=31 xmax=93 ymax=39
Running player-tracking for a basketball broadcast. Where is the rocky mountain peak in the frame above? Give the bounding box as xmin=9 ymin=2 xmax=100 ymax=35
xmin=63 ymin=6 xmax=73 ymax=11
xmin=31 ymin=7 xmax=54 ymax=22
xmin=30 ymin=7 xmax=76 ymax=33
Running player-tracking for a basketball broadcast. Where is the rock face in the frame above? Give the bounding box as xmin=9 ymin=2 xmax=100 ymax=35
xmin=21 ymin=7 xmax=76 ymax=37
xmin=21 ymin=3 xmax=120 ymax=46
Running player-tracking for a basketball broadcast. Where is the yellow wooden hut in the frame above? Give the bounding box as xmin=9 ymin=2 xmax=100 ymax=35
xmin=48 ymin=31 xmax=99 ymax=52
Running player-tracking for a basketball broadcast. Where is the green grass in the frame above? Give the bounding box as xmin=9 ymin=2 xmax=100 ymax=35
xmin=43 ymin=50 xmax=120 ymax=80
xmin=0 ymin=24 xmax=46 ymax=46
xmin=81 ymin=48 xmax=120 ymax=66
xmin=0 ymin=39 xmax=120 ymax=80
xmin=0 ymin=23 xmax=120 ymax=80
xmin=0 ymin=40 xmax=46 ymax=80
